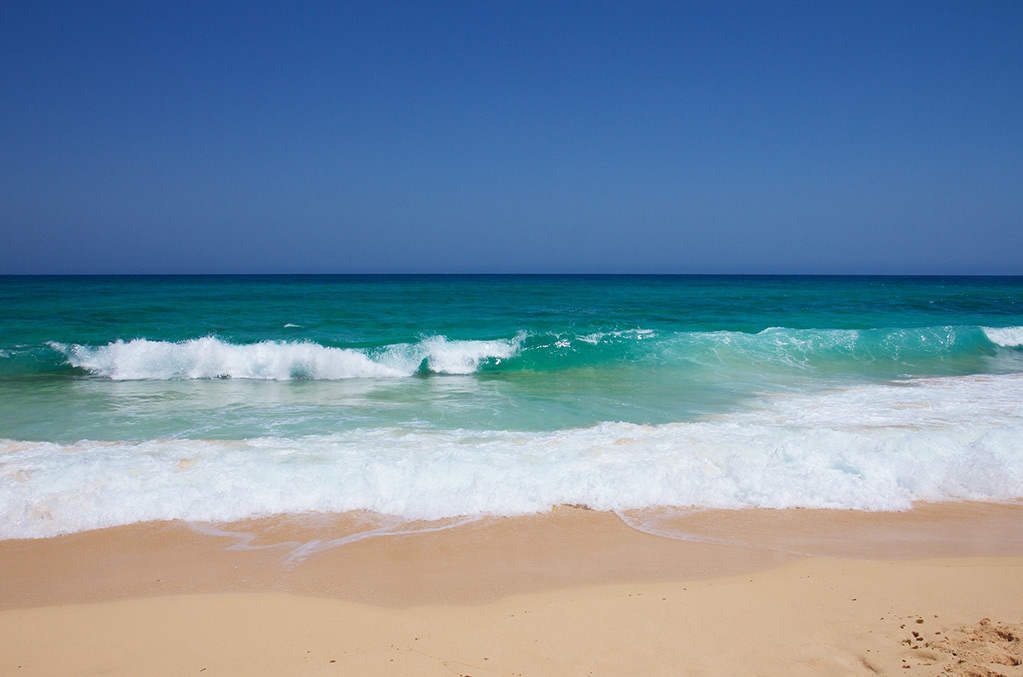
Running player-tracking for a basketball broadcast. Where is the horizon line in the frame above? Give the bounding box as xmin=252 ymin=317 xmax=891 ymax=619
xmin=3 ymin=271 xmax=1023 ymax=278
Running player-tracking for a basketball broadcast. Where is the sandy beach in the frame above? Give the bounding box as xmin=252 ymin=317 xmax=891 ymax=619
xmin=2 ymin=503 xmax=1022 ymax=676
xmin=5 ymin=0 xmax=1023 ymax=671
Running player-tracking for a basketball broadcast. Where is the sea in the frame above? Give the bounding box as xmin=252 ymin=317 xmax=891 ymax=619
xmin=1 ymin=275 xmax=1022 ymax=540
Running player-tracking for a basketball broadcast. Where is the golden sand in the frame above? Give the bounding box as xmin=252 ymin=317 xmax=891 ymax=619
xmin=2 ymin=503 xmax=1022 ymax=675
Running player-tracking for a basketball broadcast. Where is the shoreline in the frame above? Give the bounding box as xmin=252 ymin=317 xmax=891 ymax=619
xmin=3 ymin=502 xmax=1023 ymax=609
xmin=3 ymin=503 xmax=1022 ymax=675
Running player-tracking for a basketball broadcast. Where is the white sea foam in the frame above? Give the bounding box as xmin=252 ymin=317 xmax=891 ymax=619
xmin=3 ymin=373 xmax=1022 ymax=539
xmin=49 ymin=334 xmax=524 ymax=380
xmin=577 ymin=328 xmax=656 ymax=344
xmin=51 ymin=338 xmax=405 ymax=380
xmin=190 ymin=514 xmax=481 ymax=565
xmin=383 ymin=334 xmax=522 ymax=375
xmin=984 ymin=326 xmax=1023 ymax=347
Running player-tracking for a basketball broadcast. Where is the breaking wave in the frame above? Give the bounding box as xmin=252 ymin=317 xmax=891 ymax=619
xmin=983 ymin=326 xmax=1023 ymax=348
xmin=35 ymin=324 xmax=1023 ymax=381
xmin=49 ymin=334 xmax=524 ymax=380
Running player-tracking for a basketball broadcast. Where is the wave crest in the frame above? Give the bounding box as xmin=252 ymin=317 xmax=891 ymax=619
xmin=35 ymin=324 xmax=1023 ymax=382
xmin=983 ymin=326 xmax=1023 ymax=348
xmin=51 ymin=334 xmax=524 ymax=381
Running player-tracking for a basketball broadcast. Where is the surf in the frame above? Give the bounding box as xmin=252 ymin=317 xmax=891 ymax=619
xmin=47 ymin=334 xmax=525 ymax=380
xmin=3 ymin=373 xmax=1022 ymax=538
xmin=33 ymin=324 xmax=1023 ymax=381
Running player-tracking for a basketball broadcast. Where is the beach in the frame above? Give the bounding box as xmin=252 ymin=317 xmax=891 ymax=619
xmin=3 ymin=503 xmax=1022 ymax=675
xmin=5 ymin=0 xmax=1023 ymax=670
xmin=3 ymin=275 xmax=1023 ymax=674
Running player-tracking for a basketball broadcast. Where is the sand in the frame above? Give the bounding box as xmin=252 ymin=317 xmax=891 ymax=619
xmin=2 ymin=503 xmax=1022 ymax=676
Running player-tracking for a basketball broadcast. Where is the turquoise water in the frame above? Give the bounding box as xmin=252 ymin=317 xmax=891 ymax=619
xmin=2 ymin=275 xmax=1022 ymax=537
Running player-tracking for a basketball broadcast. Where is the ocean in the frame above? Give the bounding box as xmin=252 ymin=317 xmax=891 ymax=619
xmin=1 ymin=274 xmax=1022 ymax=539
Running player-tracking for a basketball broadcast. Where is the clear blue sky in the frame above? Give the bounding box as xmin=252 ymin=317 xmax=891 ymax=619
xmin=1 ymin=1 xmax=1021 ymax=274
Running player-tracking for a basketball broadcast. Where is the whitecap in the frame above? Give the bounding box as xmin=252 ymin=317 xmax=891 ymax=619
xmin=983 ymin=326 xmax=1023 ymax=348
xmin=49 ymin=334 xmax=525 ymax=381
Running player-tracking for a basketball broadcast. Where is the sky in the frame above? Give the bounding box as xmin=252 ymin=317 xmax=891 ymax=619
xmin=1 ymin=1 xmax=1021 ymax=274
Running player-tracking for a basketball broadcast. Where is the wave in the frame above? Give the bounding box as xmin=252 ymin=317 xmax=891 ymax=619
xmin=2 ymin=373 xmax=1023 ymax=538
xmin=662 ymin=325 xmax=1007 ymax=375
xmin=49 ymin=334 xmax=523 ymax=380
xmin=14 ymin=323 xmax=1023 ymax=382
xmin=983 ymin=326 xmax=1023 ymax=348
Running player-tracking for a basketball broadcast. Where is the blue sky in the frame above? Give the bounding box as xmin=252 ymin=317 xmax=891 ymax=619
xmin=1 ymin=1 xmax=1021 ymax=274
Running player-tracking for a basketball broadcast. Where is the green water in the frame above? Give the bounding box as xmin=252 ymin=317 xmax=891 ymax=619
xmin=3 ymin=275 xmax=1023 ymax=536
xmin=1 ymin=275 xmax=1022 ymax=441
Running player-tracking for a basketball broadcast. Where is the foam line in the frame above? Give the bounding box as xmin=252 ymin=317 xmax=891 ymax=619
xmin=3 ymin=373 xmax=1022 ymax=539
